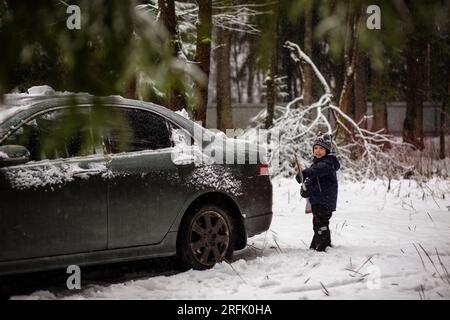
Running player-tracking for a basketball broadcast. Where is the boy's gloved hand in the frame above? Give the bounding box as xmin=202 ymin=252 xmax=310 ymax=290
xmin=300 ymin=186 xmax=310 ymax=198
xmin=300 ymin=178 xmax=311 ymax=198
xmin=303 ymin=177 xmax=311 ymax=189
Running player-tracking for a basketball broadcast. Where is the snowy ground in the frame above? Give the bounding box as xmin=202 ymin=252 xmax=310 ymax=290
xmin=11 ymin=177 xmax=450 ymax=300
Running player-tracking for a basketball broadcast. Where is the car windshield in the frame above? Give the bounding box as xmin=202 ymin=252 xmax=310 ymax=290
xmin=0 ymin=91 xmax=91 ymax=124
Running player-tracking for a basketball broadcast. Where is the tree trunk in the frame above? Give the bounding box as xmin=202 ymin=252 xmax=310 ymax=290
xmin=192 ymin=0 xmax=212 ymax=126
xmin=338 ymin=11 xmax=359 ymax=119
xmin=158 ymin=0 xmax=178 ymax=55
xmin=370 ymin=69 xmax=388 ymax=132
xmin=354 ymin=50 xmax=368 ymax=128
xmin=281 ymin=40 xmax=293 ymax=102
xmin=333 ymin=58 xmax=344 ymax=108
xmin=158 ymin=0 xmax=186 ymax=111
xmin=232 ymin=33 xmax=242 ymax=103
xmin=370 ymin=65 xmax=391 ymax=150
xmin=247 ymin=39 xmax=255 ymax=103
xmin=303 ymin=2 xmax=314 ymax=106
xmin=265 ymin=1 xmax=279 ymax=129
xmin=403 ymin=37 xmax=426 ymax=150
xmin=440 ymin=76 xmax=449 ymax=159
xmin=216 ymin=27 xmax=233 ymax=131
xmin=125 ymin=76 xmax=138 ymax=100
xmin=425 ymin=42 xmax=431 ymax=102
xmin=258 ymin=71 xmax=264 ymax=103
xmin=440 ymin=102 xmax=446 ymax=159
xmin=336 ymin=8 xmax=362 ymax=143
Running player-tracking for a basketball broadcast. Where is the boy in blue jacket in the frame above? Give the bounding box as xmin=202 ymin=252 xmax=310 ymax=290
xmin=296 ymin=133 xmax=340 ymax=251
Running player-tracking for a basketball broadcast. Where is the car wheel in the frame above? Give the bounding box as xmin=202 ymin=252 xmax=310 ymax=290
xmin=178 ymin=205 xmax=234 ymax=270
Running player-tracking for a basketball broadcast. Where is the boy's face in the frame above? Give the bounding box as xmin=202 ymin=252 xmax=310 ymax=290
xmin=313 ymin=145 xmax=327 ymax=158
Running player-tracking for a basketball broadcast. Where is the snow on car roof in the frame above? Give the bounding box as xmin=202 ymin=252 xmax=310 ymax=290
xmin=0 ymin=86 xmax=94 ymax=123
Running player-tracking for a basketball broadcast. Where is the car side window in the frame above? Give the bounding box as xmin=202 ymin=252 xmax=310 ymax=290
xmin=98 ymin=108 xmax=172 ymax=154
xmin=1 ymin=107 xmax=98 ymax=162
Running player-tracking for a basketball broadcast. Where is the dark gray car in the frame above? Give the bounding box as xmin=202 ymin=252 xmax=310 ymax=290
xmin=0 ymin=94 xmax=272 ymax=275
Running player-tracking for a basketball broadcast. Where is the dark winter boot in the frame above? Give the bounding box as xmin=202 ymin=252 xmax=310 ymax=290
xmin=310 ymin=215 xmax=321 ymax=250
xmin=315 ymin=226 xmax=331 ymax=251
xmin=324 ymin=228 xmax=332 ymax=248
xmin=311 ymin=204 xmax=333 ymax=251
xmin=309 ymin=234 xmax=319 ymax=250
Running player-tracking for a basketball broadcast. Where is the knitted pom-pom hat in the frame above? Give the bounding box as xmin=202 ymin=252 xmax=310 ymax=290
xmin=313 ymin=132 xmax=333 ymax=153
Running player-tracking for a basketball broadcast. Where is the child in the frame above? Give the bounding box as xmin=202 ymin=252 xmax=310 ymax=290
xmin=296 ymin=133 xmax=340 ymax=252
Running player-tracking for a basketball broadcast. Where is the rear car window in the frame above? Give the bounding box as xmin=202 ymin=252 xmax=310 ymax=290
xmin=93 ymin=107 xmax=172 ymax=154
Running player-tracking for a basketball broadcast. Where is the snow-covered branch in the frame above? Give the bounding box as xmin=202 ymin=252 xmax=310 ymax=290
xmin=212 ymin=4 xmax=271 ymax=34
xmin=284 ymin=41 xmax=331 ymax=95
xmin=241 ymin=41 xmax=418 ymax=180
xmin=140 ymin=1 xmax=270 ymax=35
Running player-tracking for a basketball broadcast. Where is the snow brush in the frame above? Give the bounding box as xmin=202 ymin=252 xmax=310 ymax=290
xmin=294 ymin=153 xmax=312 ymax=214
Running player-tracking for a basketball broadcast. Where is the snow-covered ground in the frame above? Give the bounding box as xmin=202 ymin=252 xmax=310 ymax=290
xmin=12 ymin=177 xmax=450 ymax=300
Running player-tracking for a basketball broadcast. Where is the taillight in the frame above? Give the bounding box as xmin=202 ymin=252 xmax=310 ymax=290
xmin=257 ymin=163 xmax=270 ymax=176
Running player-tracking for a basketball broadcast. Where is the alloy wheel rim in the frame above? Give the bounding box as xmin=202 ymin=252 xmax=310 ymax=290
xmin=189 ymin=211 xmax=230 ymax=266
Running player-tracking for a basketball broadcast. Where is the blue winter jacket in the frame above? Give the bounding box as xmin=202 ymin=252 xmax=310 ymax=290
xmin=296 ymin=154 xmax=341 ymax=211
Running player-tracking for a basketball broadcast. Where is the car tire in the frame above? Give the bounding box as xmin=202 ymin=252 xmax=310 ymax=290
xmin=178 ymin=205 xmax=234 ymax=270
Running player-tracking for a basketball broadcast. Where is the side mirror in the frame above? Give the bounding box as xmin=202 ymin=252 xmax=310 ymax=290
xmin=0 ymin=145 xmax=31 ymax=167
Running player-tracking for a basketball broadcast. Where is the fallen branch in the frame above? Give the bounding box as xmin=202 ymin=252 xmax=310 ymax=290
xmin=243 ymin=41 xmax=417 ymax=180
xmin=426 ymin=212 xmax=434 ymax=224
xmin=356 ymin=256 xmax=374 ymax=274
xmin=412 ymin=243 xmax=427 ymax=271
xmin=320 ymin=281 xmax=330 ymax=296
xmin=224 ymin=259 xmax=248 ymax=285
xmin=418 ymin=243 xmax=445 ymax=284
xmin=273 ymin=238 xmax=283 ymax=254
xmin=435 ymin=248 xmax=450 ymax=286
xmin=345 ymin=268 xmax=365 ymax=277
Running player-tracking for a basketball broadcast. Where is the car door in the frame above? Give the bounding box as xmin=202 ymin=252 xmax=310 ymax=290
xmin=0 ymin=106 xmax=108 ymax=261
xmin=99 ymin=107 xmax=188 ymax=248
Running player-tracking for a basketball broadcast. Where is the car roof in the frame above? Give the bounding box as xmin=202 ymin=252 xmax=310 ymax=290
xmin=0 ymin=93 xmax=207 ymax=141
xmin=1 ymin=93 xmax=169 ymax=121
